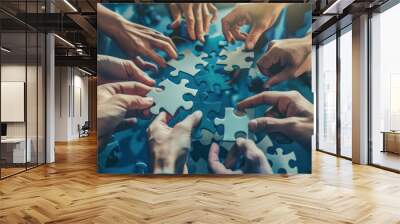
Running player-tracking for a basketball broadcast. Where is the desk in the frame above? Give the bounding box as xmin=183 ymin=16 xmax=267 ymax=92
xmin=1 ymin=138 xmax=31 ymax=163
xmin=382 ymin=131 xmax=400 ymax=154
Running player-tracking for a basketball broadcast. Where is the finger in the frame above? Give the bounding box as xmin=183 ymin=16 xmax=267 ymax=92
xmin=124 ymin=61 xmax=155 ymax=86
xmin=202 ymin=4 xmax=212 ymax=33
xmin=114 ymin=118 xmax=138 ymax=133
xmin=231 ymin=26 xmax=247 ymax=41
xmin=169 ymin=3 xmax=182 ymax=28
xmin=207 ymin=3 xmax=218 ymax=22
xmin=294 ymin=53 xmax=312 ymax=77
xmin=264 ymin=69 xmax=291 ymax=88
xmin=257 ymin=47 xmax=280 ymax=76
xmin=156 ymin=35 xmax=178 ymax=53
xmin=248 ymin=117 xmax=294 ymax=133
xmin=142 ymin=48 xmax=167 ymax=68
xmin=182 ymin=4 xmax=196 ymax=40
xmin=264 ymin=106 xmax=280 ymax=118
xmin=208 ymin=143 xmax=234 ymax=174
xmin=245 ymin=25 xmax=266 ymax=50
xmin=221 ymin=17 xmax=235 ymax=43
xmin=116 ymin=94 xmax=154 ymax=111
xmin=151 ymin=37 xmax=178 ymax=60
xmin=173 ymin=110 xmax=202 ymax=134
xmin=235 ymin=137 xmax=258 ymax=154
xmin=223 ymin=143 xmax=241 ymax=169
xmin=194 ymin=4 xmax=205 ymax=42
xmin=108 ymin=81 xmax=152 ymax=96
xmin=134 ymin=56 xmax=158 ymax=73
xmin=152 ymin=111 xmax=170 ymax=126
xmin=237 ymin=91 xmax=284 ymax=110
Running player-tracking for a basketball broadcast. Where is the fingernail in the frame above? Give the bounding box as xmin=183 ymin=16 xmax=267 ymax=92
xmin=249 ymin=120 xmax=257 ymax=130
xmin=236 ymin=137 xmax=244 ymax=143
xmin=247 ymin=42 xmax=254 ymax=50
xmin=194 ymin=110 xmax=203 ymax=118
xmin=144 ymin=97 xmax=154 ymax=104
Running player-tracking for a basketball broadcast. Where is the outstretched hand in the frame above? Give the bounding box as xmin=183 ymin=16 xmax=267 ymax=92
xmin=97 ymin=82 xmax=153 ymax=139
xmin=221 ymin=4 xmax=286 ymax=50
xmin=147 ymin=111 xmax=203 ymax=174
xmin=208 ymin=138 xmax=273 ymax=174
xmin=237 ymin=91 xmax=313 ymax=145
xmin=257 ymin=34 xmax=311 ymax=88
xmin=169 ymin=3 xmax=218 ymax=42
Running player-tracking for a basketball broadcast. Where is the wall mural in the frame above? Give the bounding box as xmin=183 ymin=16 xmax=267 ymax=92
xmin=97 ymin=3 xmax=312 ymax=175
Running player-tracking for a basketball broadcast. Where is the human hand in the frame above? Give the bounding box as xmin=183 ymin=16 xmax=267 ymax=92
xmin=98 ymin=4 xmax=177 ymax=68
xmin=169 ymin=3 xmax=217 ymax=42
xmin=237 ymin=91 xmax=313 ymax=145
xmin=208 ymin=138 xmax=273 ymax=174
xmin=222 ymin=3 xmax=287 ymax=50
xmin=147 ymin=111 xmax=203 ymax=174
xmin=97 ymin=82 xmax=153 ymax=139
xmin=97 ymin=55 xmax=156 ymax=86
xmin=257 ymin=35 xmax=311 ymax=88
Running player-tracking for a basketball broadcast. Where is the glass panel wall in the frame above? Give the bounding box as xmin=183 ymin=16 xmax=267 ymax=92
xmin=339 ymin=27 xmax=352 ymax=158
xmin=1 ymin=30 xmax=28 ymax=177
xmin=371 ymin=3 xmax=400 ymax=171
xmin=317 ymin=35 xmax=337 ymax=154
xmin=0 ymin=1 xmax=46 ymax=179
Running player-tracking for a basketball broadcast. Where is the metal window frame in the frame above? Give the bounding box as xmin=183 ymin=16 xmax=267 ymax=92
xmin=315 ymin=22 xmax=353 ymax=161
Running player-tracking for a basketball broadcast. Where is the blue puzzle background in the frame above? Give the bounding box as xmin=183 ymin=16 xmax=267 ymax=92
xmin=98 ymin=3 xmax=313 ymax=174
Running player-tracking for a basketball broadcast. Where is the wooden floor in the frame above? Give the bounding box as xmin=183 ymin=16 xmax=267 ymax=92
xmin=1 ymin=136 xmax=400 ymax=224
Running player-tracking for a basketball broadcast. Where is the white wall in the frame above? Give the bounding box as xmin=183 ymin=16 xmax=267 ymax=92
xmin=54 ymin=67 xmax=89 ymax=141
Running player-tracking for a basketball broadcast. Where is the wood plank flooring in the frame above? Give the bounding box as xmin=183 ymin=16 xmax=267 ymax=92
xmin=1 ymin=135 xmax=400 ymax=223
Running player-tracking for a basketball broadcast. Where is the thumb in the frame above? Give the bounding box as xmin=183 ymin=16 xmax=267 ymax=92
xmin=208 ymin=143 xmax=233 ymax=174
xmin=245 ymin=25 xmax=265 ymax=50
xmin=249 ymin=117 xmax=294 ymax=134
xmin=264 ymin=69 xmax=291 ymax=89
xmin=294 ymin=53 xmax=312 ymax=77
xmin=173 ymin=111 xmax=203 ymax=135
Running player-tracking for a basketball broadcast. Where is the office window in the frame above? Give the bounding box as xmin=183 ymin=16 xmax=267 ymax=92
xmin=371 ymin=3 xmax=400 ymax=171
xmin=339 ymin=28 xmax=352 ymax=158
xmin=317 ymin=36 xmax=337 ymax=154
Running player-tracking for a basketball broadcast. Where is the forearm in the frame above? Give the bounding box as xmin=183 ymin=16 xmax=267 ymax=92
xmin=97 ymin=4 xmax=124 ymax=39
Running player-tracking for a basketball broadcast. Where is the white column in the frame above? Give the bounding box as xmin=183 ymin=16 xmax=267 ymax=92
xmin=46 ymin=32 xmax=55 ymax=163
xmin=352 ymin=14 xmax=369 ymax=164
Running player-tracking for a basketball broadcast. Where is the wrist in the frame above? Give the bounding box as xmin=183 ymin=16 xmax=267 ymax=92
xmin=152 ymin=155 xmax=177 ymax=174
xmin=101 ymin=12 xmax=126 ymax=39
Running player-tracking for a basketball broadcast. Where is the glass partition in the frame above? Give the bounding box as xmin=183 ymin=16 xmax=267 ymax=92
xmin=1 ymin=31 xmax=28 ymax=177
xmin=317 ymin=35 xmax=337 ymax=154
xmin=339 ymin=27 xmax=352 ymax=158
xmin=371 ymin=4 xmax=400 ymax=171
xmin=0 ymin=1 xmax=46 ymax=179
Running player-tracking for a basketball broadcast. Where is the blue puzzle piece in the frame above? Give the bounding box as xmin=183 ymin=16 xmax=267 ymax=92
xmin=192 ymin=93 xmax=222 ymax=139
xmin=195 ymin=64 xmax=232 ymax=94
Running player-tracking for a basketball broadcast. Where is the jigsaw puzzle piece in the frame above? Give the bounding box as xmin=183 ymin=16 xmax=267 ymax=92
xmin=168 ymin=49 xmax=208 ymax=77
xmin=192 ymin=93 xmax=223 ymax=139
xmin=256 ymin=135 xmax=273 ymax=152
xmin=147 ymin=78 xmax=197 ymax=115
xmin=214 ymin=107 xmax=249 ymax=141
xmin=201 ymin=34 xmax=226 ymax=55
xmin=266 ymin=147 xmax=298 ymax=174
xmin=195 ymin=65 xmax=232 ymax=94
xmin=197 ymin=129 xmax=222 ymax=146
xmin=217 ymin=45 xmax=254 ymax=72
